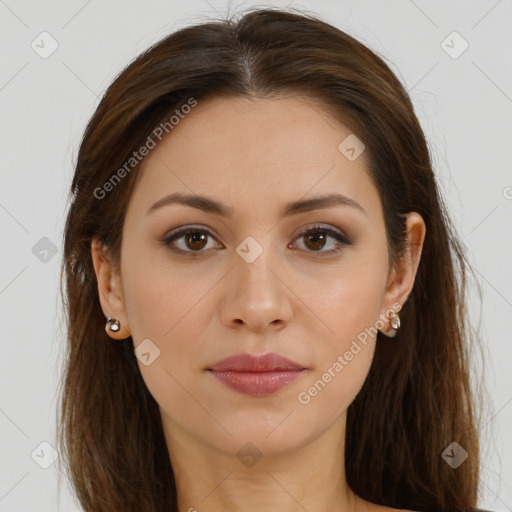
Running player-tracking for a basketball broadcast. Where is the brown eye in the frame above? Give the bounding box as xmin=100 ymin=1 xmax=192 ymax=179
xmin=293 ymin=225 xmax=351 ymax=256
xmin=303 ymin=231 xmax=328 ymax=251
xmin=183 ymin=232 xmax=208 ymax=251
xmin=162 ymin=227 xmax=220 ymax=256
xmin=162 ymin=224 xmax=351 ymax=258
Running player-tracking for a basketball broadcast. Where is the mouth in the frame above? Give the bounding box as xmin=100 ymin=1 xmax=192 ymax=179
xmin=206 ymin=352 xmax=307 ymax=397
xmin=207 ymin=369 xmax=306 ymax=396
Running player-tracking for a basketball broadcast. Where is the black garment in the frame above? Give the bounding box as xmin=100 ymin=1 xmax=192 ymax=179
xmin=423 ymin=509 xmax=494 ymax=512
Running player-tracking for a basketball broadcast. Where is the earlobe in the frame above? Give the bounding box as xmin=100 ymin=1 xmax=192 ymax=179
xmin=91 ymin=237 xmax=131 ymax=340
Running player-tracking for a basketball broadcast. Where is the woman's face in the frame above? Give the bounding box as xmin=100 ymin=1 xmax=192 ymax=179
xmin=94 ymin=94 xmax=424 ymax=463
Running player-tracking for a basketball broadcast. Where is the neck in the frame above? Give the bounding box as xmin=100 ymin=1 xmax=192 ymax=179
xmin=161 ymin=409 xmax=364 ymax=512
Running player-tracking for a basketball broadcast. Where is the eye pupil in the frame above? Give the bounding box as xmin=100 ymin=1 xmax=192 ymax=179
xmin=304 ymin=232 xmax=326 ymax=251
xmin=187 ymin=232 xmax=207 ymax=250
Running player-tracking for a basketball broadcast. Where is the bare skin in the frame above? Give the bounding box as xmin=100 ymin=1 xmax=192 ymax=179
xmin=92 ymin=94 xmax=425 ymax=512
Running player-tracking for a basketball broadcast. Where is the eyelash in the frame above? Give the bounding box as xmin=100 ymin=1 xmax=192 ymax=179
xmin=161 ymin=224 xmax=351 ymax=258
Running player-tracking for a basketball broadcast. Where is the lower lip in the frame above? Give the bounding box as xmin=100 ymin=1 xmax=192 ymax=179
xmin=208 ymin=370 xmax=305 ymax=396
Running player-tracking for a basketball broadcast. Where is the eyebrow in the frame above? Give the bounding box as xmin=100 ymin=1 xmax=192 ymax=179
xmin=145 ymin=192 xmax=367 ymax=218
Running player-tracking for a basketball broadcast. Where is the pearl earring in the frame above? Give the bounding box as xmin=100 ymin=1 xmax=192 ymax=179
xmin=380 ymin=311 xmax=401 ymax=338
xmin=106 ymin=317 xmax=121 ymax=333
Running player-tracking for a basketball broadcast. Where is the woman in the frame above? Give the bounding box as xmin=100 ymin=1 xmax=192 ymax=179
xmin=57 ymin=7 xmax=489 ymax=512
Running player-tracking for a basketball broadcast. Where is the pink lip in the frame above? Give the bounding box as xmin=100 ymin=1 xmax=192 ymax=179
xmin=207 ymin=353 xmax=307 ymax=397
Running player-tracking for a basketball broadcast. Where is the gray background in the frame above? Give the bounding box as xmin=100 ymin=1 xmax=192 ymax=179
xmin=0 ymin=0 xmax=511 ymax=510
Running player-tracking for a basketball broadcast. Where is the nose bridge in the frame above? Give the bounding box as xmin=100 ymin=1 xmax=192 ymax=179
xmin=220 ymin=232 xmax=293 ymax=331
xmin=234 ymin=233 xmax=279 ymax=297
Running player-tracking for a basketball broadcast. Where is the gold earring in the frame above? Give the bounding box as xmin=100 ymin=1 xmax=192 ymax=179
xmin=380 ymin=311 xmax=401 ymax=338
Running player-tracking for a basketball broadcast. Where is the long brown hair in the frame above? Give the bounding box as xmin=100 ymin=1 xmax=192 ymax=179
xmin=56 ymin=7 xmax=484 ymax=511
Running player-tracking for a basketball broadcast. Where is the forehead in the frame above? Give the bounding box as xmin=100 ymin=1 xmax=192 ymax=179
xmin=128 ymin=94 xmax=382 ymax=222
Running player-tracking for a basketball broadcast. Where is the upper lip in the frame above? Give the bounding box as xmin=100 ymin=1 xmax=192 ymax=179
xmin=207 ymin=352 xmax=306 ymax=372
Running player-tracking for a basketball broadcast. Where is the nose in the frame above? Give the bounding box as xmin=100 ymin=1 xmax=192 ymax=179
xmin=219 ymin=246 xmax=293 ymax=334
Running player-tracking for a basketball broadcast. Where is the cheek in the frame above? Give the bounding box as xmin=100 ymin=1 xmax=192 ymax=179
xmin=293 ymin=338 xmax=375 ymax=443
xmin=121 ymin=244 xmax=215 ymax=342
xmin=295 ymin=272 xmax=382 ymax=418
xmin=307 ymin=258 xmax=386 ymax=347
xmin=298 ymin=261 xmax=384 ymax=408
xmin=123 ymin=268 xmax=210 ymax=433
xmin=124 ymin=269 xmax=208 ymax=389
xmin=120 ymin=248 xmax=215 ymax=410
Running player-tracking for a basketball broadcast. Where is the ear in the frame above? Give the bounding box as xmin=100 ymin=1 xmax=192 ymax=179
xmin=380 ymin=212 xmax=426 ymax=327
xmin=91 ymin=237 xmax=131 ymax=339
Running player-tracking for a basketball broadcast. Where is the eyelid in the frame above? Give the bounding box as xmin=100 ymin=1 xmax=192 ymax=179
xmin=294 ymin=224 xmax=351 ymax=244
xmin=160 ymin=224 xmax=222 ymax=256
